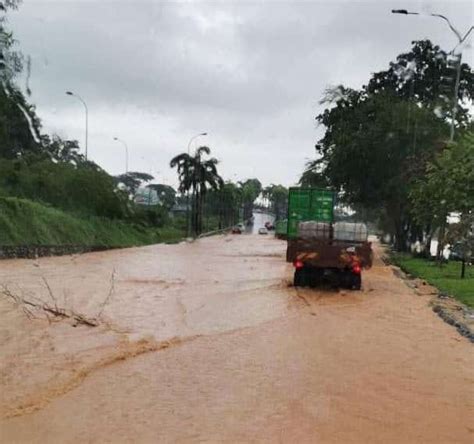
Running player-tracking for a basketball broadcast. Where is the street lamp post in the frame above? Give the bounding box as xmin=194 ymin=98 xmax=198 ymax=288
xmin=66 ymin=91 xmax=89 ymax=160
xmin=186 ymin=132 xmax=208 ymax=237
xmin=187 ymin=132 xmax=208 ymax=155
xmin=113 ymin=137 xmax=129 ymax=174
xmin=391 ymin=9 xmax=474 ymax=142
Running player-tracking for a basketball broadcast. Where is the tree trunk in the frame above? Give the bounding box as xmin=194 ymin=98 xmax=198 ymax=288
xmin=461 ymin=259 xmax=466 ymax=279
xmin=198 ymin=190 xmax=205 ymax=235
xmin=192 ymin=188 xmax=198 ymax=236
xmin=436 ymin=215 xmax=447 ymax=266
xmin=394 ymin=217 xmax=408 ymax=252
xmin=218 ymin=192 xmax=223 ymax=230
xmin=196 ymin=191 xmax=201 ymax=235
xmin=424 ymin=222 xmax=432 ymax=258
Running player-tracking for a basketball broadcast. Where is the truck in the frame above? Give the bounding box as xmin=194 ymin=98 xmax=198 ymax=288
xmin=286 ymin=188 xmax=373 ymax=290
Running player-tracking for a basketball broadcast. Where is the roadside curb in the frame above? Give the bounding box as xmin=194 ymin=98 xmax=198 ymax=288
xmin=432 ymin=303 xmax=474 ymax=343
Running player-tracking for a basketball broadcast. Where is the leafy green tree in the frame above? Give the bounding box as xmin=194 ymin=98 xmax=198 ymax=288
xmin=0 ymin=84 xmax=43 ymax=158
xmin=42 ymin=135 xmax=85 ymax=164
xmin=299 ymin=159 xmax=329 ymax=188
xmin=239 ymin=178 xmax=262 ymax=221
xmin=316 ymin=90 xmax=449 ymax=250
xmin=0 ymin=0 xmax=23 ymax=84
xmin=445 ymin=213 xmax=474 ymax=279
xmin=170 ymin=146 xmax=223 ymax=235
xmin=411 ymin=132 xmax=474 ymax=258
xmin=309 ymin=39 xmax=472 ymax=250
xmin=146 ymin=183 xmax=176 ymax=210
xmin=264 ymin=184 xmax=288 ymax=221
xmin=205 ymin=181 xmax=242 ymax=228
xmin=115 ymin=171 xmax=154 ymax=197
xmin=0 ymin=1 xmax=44 ymax=158
xmin=367 ymin=40 xmax=473 ymax=131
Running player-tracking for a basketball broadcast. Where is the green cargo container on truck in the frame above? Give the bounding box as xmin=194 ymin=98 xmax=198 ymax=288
xmin=286 ymin=187 xmax=372 ymax=290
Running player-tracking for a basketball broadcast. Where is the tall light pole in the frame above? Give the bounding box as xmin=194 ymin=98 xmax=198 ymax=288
xmin=113 ymin=137 xmax=129 ymax=173
xmin=66 ymin=91 xmax=89 ymax=159
xmin=392 ymin=9 xmax=473 ymax=141
xmin=187 ymin=132 xmax=208 ymax=155
xmin=186 ymin=132 xmax=208 ymax=237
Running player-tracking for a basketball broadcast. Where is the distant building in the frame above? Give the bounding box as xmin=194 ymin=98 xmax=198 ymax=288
xmin=170 ymin=203 xmax=190 ymax=217
xmin=134 ymin=187 xmax=160 ymax=206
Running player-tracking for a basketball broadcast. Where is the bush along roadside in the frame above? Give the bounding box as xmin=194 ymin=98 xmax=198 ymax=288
xmin=0 ymin=197 xmax=184 ymax=255
xmin=390 ymin=252 xmax=474 ymax=343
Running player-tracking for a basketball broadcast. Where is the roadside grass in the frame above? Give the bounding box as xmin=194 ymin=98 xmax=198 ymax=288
xmin=391 ymin=253 xmax=474 ymax=308
xmin=0 ymin=197 xmax=184 ymax=248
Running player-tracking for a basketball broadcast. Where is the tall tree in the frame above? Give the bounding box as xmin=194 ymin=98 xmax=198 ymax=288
xmin=309 ymin=39 xmax=472 ymax=251
xmin=366 ymin=40 xmax=473 ymax=131
xmin=316 ymin=91 xmax=449 ymax=250
xmin=114 ymin=172 xmax=154 ymax=198
xmin=146 ymin=183 xmax=176 ymax=210
xmin=299 ymin=159 xmax=330 ymax=188
xmin=264 ymin=184 xmax=288 ymax=221
xmin=411 ymin=131 xmax=474 ymax=259
xmin=42 ymin=135 xmax=84 ymax=164
xmin=0 ymin=1 xmax=47 ymax=158
xmin=239 ymin=178 xmax=262 ymax=221
xmin=0 ymin=0 xmax=23 ymax=84
xmin=170 ymin=146 xmax=223 ymax=235
xmin=204 ymin=181 xmax=242 ymax=229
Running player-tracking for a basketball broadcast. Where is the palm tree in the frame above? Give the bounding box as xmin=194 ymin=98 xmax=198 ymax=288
xmin=170 ymin=146 xmax=223 ymax=236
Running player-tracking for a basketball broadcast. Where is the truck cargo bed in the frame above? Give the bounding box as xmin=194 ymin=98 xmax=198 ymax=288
xmin=287 ymin=238 xmax=373 ymax=269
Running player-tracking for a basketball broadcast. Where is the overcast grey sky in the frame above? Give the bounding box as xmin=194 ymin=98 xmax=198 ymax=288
xmin=9 ymin=0 xmax=473 ymax=188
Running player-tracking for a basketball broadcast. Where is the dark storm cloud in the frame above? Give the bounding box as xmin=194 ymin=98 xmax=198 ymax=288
xmin=9 ymin=0 xmax=473 ymax=186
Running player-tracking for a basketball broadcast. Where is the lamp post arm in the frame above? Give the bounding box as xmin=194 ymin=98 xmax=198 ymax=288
xmin=430 ymin=13 xmax=463 ymax=42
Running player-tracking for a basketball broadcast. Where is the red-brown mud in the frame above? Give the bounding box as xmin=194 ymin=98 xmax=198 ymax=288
xmin=0 ymin=235 xmax=472 ymax=443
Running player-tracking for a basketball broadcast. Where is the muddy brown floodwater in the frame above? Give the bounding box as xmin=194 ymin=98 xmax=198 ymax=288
xmin=0 ymin=234 xmax=473 ymax=443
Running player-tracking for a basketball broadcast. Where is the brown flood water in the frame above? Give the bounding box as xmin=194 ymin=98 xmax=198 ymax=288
xmin=0 ymin=234 xmax=473 ymax=443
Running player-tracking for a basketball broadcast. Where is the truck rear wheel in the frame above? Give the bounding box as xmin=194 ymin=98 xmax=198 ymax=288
xmin=294 ymin=268 xmax=303 ymax=287
xmin=351 ymin=274 xmax=361 ymax=290
xmin=340 ymin=270 xmax=361 ymax=290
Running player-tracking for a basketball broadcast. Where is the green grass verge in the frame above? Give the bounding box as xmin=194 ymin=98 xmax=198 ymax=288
xmin=0 ymin=197 xmax=184 ymax=247
xmin=391 ymin=253 xmax=474 ymax=308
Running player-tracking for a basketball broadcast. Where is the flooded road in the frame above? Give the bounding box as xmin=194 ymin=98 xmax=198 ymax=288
xmin=245 ymin=210 xmax=275 ymax=234
xmin=0 ymin=233 xmax=473 ymax=443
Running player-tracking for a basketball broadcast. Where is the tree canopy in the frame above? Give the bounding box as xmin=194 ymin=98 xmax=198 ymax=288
xmin=170 ymin=146 xmax=223 ymax=235
xmin=305 ymin=39 xmax=472 ymax=251
xmin=239 ymin=178 xmax=262 ymax=220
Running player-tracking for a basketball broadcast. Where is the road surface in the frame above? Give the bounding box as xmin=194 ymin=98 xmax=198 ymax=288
xmin=0 ymin=233 xmax=472 ymax=443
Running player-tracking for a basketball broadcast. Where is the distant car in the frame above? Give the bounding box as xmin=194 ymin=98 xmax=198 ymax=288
xmin=258 ymin=227 xmax=268 ymax=235
xmin=449 ymin=242 xmax=471 ymax=262
xmin=231 ymin=226 xmax=242 ymax=234
xmin=264 ymin=222 xmax=275 ymax=231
